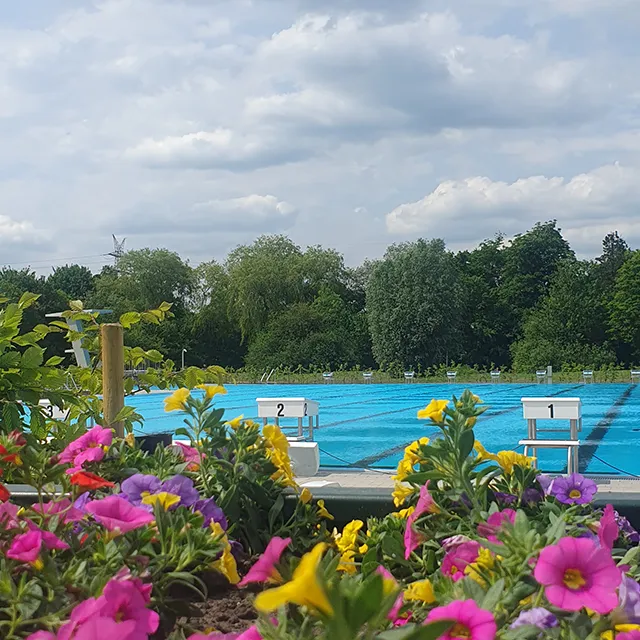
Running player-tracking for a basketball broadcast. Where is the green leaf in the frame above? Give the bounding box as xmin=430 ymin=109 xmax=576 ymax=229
xmin=379 ymin=621 xmax=454 ymax=640
xmin=545 ymin=512 xmax=565 ymax=543
xmin=18 ymin=292 xmax=40 ymax=310
xmin=45 ymin=355 xmax=64 ymax=366
xmin=21 ymin=346 xmax=44 ymax=369
xmin=119 ymin=312 xmax=141 ymax=329
xmin=620 ymin=545 xmax=640 ymax=566
xmin=461 ymin=576 xmax=486 ymax=603
xmin=482 ymin=577 xmax=505 ymax=610
xmin=267 ymin=493 xmax=284 ymax=531
xmin=174 ymin=427 xmax=192 ymax=440
xmin=361 ymin=545 xmax=379 ymax=576
xmin=351 ymin=574 xmax=384 ymax=629
xmin=141 ymin=311 xmax=160 ymax=325
xmin=459 ymin=429 xmax=475 ymax=461
xmin=69 ymin=300 xmax=84 ymax=311
xmin=0 ymin=351 xmax=20 ymax=369
xmin=158 ymin=301 xmax=173 ymax=312
xmin=2 ymin=403 xmax=23 ymax=431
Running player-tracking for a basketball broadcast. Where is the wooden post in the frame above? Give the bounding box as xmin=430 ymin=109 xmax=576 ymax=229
xmin=101 ymin=323 xmax=125 ymax=438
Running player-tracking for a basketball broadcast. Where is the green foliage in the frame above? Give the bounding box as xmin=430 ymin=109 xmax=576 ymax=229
xmin=366 ymin=239 xmax=463 ymax=368
xmin=609 ymin=250 xmax=640 ymax=360
xmin=47 ymin=264 xmax=95 ymax=301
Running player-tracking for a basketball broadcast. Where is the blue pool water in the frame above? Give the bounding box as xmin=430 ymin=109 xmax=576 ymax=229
xmin=128 ymin=383 xmax=640 ymax=475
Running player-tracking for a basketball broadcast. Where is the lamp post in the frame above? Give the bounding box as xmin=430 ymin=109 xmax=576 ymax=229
xmin=181 ymin=348 xmax=187 ymax=370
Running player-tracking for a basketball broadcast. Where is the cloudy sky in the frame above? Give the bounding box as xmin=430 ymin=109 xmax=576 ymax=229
xmin=1 ymin=0 xmax=640 ymax=272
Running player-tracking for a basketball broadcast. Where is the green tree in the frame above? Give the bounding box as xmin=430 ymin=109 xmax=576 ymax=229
xmin=245 ymin=289 xmax=372 ymax=370
xmin=457 ymin=235 xmax=512 ymax=367
xmin=500 ymin=221 xmax=574 ymax=340
xmin=608 ymin=250 xmax=640 ymax=361
xmin=366 ymin=239 xmax=462 ymax=369
xmin=48 ymin=264 xmax=95 ymax=301
xmin=511 ymin=260 xmax=614 ymax=371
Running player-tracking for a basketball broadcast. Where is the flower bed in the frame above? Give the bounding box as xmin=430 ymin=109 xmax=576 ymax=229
xmin=3 ymin=388 xmax=640 ymax=639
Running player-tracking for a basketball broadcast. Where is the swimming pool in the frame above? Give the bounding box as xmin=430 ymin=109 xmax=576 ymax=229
xmin=128 ymin=383 xmax=640 ymax=475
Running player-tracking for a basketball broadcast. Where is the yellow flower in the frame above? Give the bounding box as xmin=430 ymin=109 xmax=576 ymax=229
xmin=268 ymin=448 xmax=297 ymax=488
xmin=474 ymin=441 xmax=498 ymax=462
xmin=210 ymin=522 xmax=240 ymax=585
xmin=300 ymin=488 xmax=313 ymax=504
xmin=392 ymin=506 xmax=415 ymax=519
xmin=470 ymin=393 xmax=483 ymax=404
xmin=602 ymin=625 xmax=640 ymax=640
xmin=417 ymin=399 xmax=449 ymax=422
xmin=196 ymin=384 xmax=227 ymax=400
xmin=496 ymin=450 xmax=535 ymax=476
xmin=393 ymin=459 xmax=414 ymax=482
xmin=392 ymin=483 xmax=415 ymax=507
xmin=359 ymin=544 xmax=369 ymax=554
xmin=404 ymin=579 xmax=435 ymax=603
xmin=31 ymin=557 xmax=44 ymax=571
xmin=335 ymin=520 xmax=364 ymax=553
xmin=317 ymin=500 xmax=334 ymax=520
xmin=337 ymin=549 xmax=358 ymax=574
xmin=403 ymin=437 xmax=429 ymax=466
xmin=464 ymin=548 xmax=495 ymax=586
xmin=164 ymin=388 xmax=190 ymax=412
xmin=465 ymin=416 xmax=477 ymax=428
xmin=380 ymin=572 xmax=397 ymax=596
xmin=141 ymin=492 xmax=181 ymax=511
xmin=226 ymin=415 xmax=244 ymax=430
xmin=263 ymin=424 xmax=289 ymax=455
xmin=125 ymin=433 xmax=136 ymax=448
xmin=254 ymin=543 xmax=332 ymax=615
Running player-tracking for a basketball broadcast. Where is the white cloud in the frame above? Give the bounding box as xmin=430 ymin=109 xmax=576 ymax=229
xmin=0 ymin=215 xmax=43 ymax=243
xmin=192 ymin=194 xmax=297 ymax=230
xmin=386 ymin=163 xmax=640 ymax=252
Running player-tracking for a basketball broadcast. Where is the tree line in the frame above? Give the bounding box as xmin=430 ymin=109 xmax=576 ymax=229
xmin=1 ymin=221 xmax=638 ymax=374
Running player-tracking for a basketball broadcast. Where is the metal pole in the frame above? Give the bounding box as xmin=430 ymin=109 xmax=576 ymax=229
xmin=101 ymin=323 xmax=125 ymax=438
xmin=181 ymin=348 xmax=187 ymax=370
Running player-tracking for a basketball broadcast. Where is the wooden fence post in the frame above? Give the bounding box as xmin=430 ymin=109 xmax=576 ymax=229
xmin=101 ymin=323 xmax=125 ymax=438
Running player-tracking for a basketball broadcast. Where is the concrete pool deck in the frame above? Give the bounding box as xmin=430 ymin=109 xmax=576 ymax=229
xmin=297 ymin=468 xmax=640 ymax=495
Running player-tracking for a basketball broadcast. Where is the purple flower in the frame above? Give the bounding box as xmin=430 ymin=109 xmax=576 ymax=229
xmin=230 ymin=540 xmax=244 ymax=561
xmin=616 ymin=512 xmax=640 ymax=544
xmin=510 ymin=608 xmax=558 ymax=631
xmin=549 ymin=473 xmax=597 ymax=505
xmin=618 ymin=576 xmax=640 ymax=624
xmin=160 ymin=475 xmax=199 ymax=507
xmin=537 ymin=474 xmax=554 ymax=495
xmin=121 ymin=474 xmax=162 ymax=507
xmin=74 ymin=492 xmax=91 ymax=512
xmin=522 ymin=488 xmax=544 ymax=505
xmin=493 ymin=491 xmax=517 ymax=506
xmin=193 ymin=498 xmax=227 ymax=530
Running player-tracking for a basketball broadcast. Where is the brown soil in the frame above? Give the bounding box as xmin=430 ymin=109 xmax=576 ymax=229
xmin=184 ymin=587 xmax=258 ymax=635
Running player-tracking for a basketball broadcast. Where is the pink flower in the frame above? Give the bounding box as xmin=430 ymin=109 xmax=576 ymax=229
xmin=58 ymin=577 xmax=159 ymax=640
xmin=404 ymin=481 xmax=438 ymax=559
xmin=0 ymin=501 xmax=20 ymax=528
xmin=85 ymin=496 xmax=155 ymax=534
xmin=32 ymin=499 xmax=85 ymax=524
xmin=441 ymin=535 xmax=471 ymax=551
xmin=174 ymin=442 xmax=204 ymax=470
xmin=7 ymin=531 xmax=44 ymax=563
xmin=477 ymin=509 xmax=516 ymax=545
xmin=534 ymin=536 xmax=621 ymax=614
xmin=441 ymin=541 xmax=481 ymax=582
xmin=188 ymin=627 xmax=262 ymax=640
xmin=26 ymin=522 xmax=69 ymax=551
xmin=25 ymin=632 xmax=56 ymax=640
xmin=598 ymin=504 xmax=619 ymax=551
xmin=59 ymin=425 xmax=113 ymax=471
xmin=376 ymin=566 xmax=407 ymax=625
xmin=426 ymin=600 xmax=496 ymax=640
xmin=239 ymin=537 xmax=291 ymax=587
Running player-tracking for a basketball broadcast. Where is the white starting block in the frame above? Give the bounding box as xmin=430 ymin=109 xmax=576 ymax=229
xmin=322 ymin=372 xmax=334 ymax=383
xmin=38 ymin=399 xmax=70 ymax=421
xmin=447 ymin=371 xmax=457 ymax=383
xmin=363 ymin=372 xmax=373 ymax=383
xmin=490 ymin=370 xmax=501 ymax=383
xmin=535 ymin=370 xmax=547 ymax=383
xmin=404 ymin=371 xmax=415 ymax=382
xmin=519 ymin=397 xmax=581 ymax=474
xmin=583 ymin=370 xmax=594 ymax=383
xmin=288 ymin=441 xmax=320 ymax=476
xmin=632 ymin=370 xmax=640 ymax=384
xmin=257 ymin=398 xmax=319 ymax=440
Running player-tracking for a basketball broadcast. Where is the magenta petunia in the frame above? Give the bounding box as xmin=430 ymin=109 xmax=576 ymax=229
xmin=404 ymin=481 xmax=438 ymax=559
xmin=71 ymin=617 xmax=137 ymax=640
xmin=533 ymin=536 xmax=621 ymax=614
xmin=441 ymin=541 xmax=481 ymax=582
xmin=25 ymin=632 xmax=56 ymax=640
xmin=32 ymin=498 xmax=85 ymax=524
xmin=174 ymin=442 xmax=204 ymax=471
xmin=0 ymin=501 xmax=20 ymax=528
xmin=59 ymin=425 xmax=113 ymax=472
xmin=239 ymin=536 xmax=291 ymax=586
xmin=85 ymin=496 xmax=155 ymax=534
xmin=477 ymin=509 xmax=516 ymax=544
xmin=599 ymin=504 xmax=619 ymax=551
xmin=426 ymin=599 xmax=496 ymax=640
xmin=187 ymin=628 xmax=262 ymax=640
xmin=7 ymin=530 xmax=44 ymax=563
xmin=26 ymin=522 xmax=69 ymax=551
